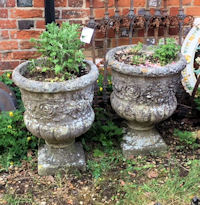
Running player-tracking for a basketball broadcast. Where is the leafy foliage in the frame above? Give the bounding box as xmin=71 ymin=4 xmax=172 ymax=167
xmin=30 ymin=22 xmax=85 ymax=81
xmin=82 ymin=107 xmax=123 ymax=151
xmin=132 ymin=54 xmax=146 ymax=65
xmin=0 ymin=74 xmax=40 ymax=169
xmin=82 ymin=106 xmax=123 ymax=178
xmin=153 ymin=38 xmax=180 ymax=66
xmin=131 ymin=42 xmax=143 ymax=53
xmin=131 ymin=38 xmax=180 ymax=66
xmin=131 ymin=42 xmax=146 ymax=65
xmin=173 ymin=129 xmax=199 ymax=149
xmin=97 ymin=73 xmax=112 ymax=95
xmin=0 ymin=111 xmax=39 ymax=169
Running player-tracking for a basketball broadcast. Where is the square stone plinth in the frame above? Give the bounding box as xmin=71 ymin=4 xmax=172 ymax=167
xmin=38 ymin=142 xmax=86 ymax=176
xmin=121 ymin=128 xmax=167 ymax=158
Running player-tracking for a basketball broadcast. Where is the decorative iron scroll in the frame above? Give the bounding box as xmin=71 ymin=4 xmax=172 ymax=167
xmin=87 ymin=0 xmax=194 ymax=104
xmin=88 ymin=0 xmax=194 ymax=45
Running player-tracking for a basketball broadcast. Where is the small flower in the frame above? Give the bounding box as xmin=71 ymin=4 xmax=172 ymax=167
xmin=185 ymin=55 xmax=191 ymax=63
xmin=99 ymin=87 xmax=103 ymax=92
xmin=186 ymin=42 xmax=191 ymax=47
xmin=108 ymin=80 xmax=112 ymax=85
xmin=10 ymin=161 xmax=14 ymax=166
xmin=38 ymin=164 xmax=43 ymax=169
xmin=9 ymin=112 xmax=14 ymax=117
xmin=27 ymin=136 xmax=32 ymax=142
xmin=6 ymin=73 xmax=11 ymax=78
xmin=189 ymin=35 xmax=195 ymax=41
xmin=102 ymin=68 xmax=104 ymax=71
xmin=97 ymin=80 xmax=99 ymax=83
xmin=7 ymin=125 xmax=12 ymax=129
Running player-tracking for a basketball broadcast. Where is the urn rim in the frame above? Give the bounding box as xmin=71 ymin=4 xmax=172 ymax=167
xmin=106 ymin=44 xmax=187 ymax=77
xmin=12 ymin=60 xmax=99 ymax=93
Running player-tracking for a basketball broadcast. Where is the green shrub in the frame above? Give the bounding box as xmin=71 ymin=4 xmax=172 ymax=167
xmin=173 ymin=129 xmax=199 ymax=149
xmin=131 ymin=42 xmax=146 ymax=65
xmin=153 ymin=38 xmax=180 ymax=66
xmin=30 ymin=22 xmax=85 ymax=81
xmin=131 ymin=38 xmax=180 ymax=66
xmin=82 ymin=107 xmax=122 ymax=152
xmin=0 ymin=110 xmax=39 ymax=169
xmin=132 ymin=54 xmax=146 ymax=65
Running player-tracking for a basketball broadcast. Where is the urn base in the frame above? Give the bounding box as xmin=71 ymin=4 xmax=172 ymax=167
xmin=38 ymin=142 xmax=86 ymax=176
xmin=121 ymin=127 xmax=167 ymax=158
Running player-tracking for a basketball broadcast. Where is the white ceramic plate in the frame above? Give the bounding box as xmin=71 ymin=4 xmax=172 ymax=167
xmin=181 ymin=24 xmax=200 ymax=95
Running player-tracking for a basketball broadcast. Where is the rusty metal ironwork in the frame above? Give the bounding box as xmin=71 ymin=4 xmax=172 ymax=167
xmin=144 ymin=0 xmax=151 ymax=43
xmin=128 ymin=0 xmax=136 ymax=44
xmin=113 ymin=0 xmax=120 ymax=47
xmin=178 ymin=0 xmax=185 ymax=45
xmin=162 ymin=0 xmax=169 ymax=43
xmin=88 ymin=0 xmax=98 ymax=105
xmin=101 ymin=0 xmax=110 ymax=102
xmin=90 ymin=0 xmax=194 ymax=47
xmin=88 ymin=0 xmax=96 ymax=63
xmin=87 ymin=0 xmax=194 ymax=104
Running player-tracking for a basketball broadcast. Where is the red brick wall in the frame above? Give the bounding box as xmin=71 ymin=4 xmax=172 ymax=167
xmin=0 ymin=0 xmax=200 ymax=72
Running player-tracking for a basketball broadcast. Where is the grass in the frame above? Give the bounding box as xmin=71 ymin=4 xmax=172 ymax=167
xmin=3 ymin=194 xmax=34 ymax=205
xmin=86 ymin=144 xmax=200 ymax=205
xmin=2 ymin=124 xmax=200 ymax=205
xmin=120 ymin=160 xmax=200 ymax=205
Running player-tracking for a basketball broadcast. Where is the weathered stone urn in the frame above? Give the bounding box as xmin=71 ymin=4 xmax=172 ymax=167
xmin=106 ymin=45 xmax=187 ymax=157
xmin=12 ymin=60 xmax=99 ymax=175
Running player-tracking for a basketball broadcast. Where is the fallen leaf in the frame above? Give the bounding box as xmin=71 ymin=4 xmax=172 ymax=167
xmin=47 ymin=176 xmax=55 ymax=183
xmin=148 ymin=202 xmax=157 ymax=205
xmin=67 ymin=199 xmax=73 ymax=204
xmin=120 ymin=180 xmax=126 ymax=186
xmin=147 ymin=170 xmax=158 ymax=179
xmin=128 ymin=172 xmax=136 ymax=177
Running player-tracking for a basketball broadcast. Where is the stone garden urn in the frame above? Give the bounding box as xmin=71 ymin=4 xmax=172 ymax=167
xmin=12 ymin=60 xmax=99 ymax=175
xmin=106 ymin=45 xmax=186 ymax=157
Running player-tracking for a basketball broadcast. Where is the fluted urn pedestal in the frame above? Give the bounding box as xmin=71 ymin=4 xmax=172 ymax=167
xmin=12 ymin=60 xmax=99 ymax=175
xmin=106 ymin=45 xmax=186 ymax=157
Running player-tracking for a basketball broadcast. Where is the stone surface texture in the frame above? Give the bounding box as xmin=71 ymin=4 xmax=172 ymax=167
xmin=12 ymin=60 xmax=99 ymax=174
xmin=38 ymin=142 xmax=86 ymax=176
xmin=106 ymin=45 xmax=187 ymax=156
